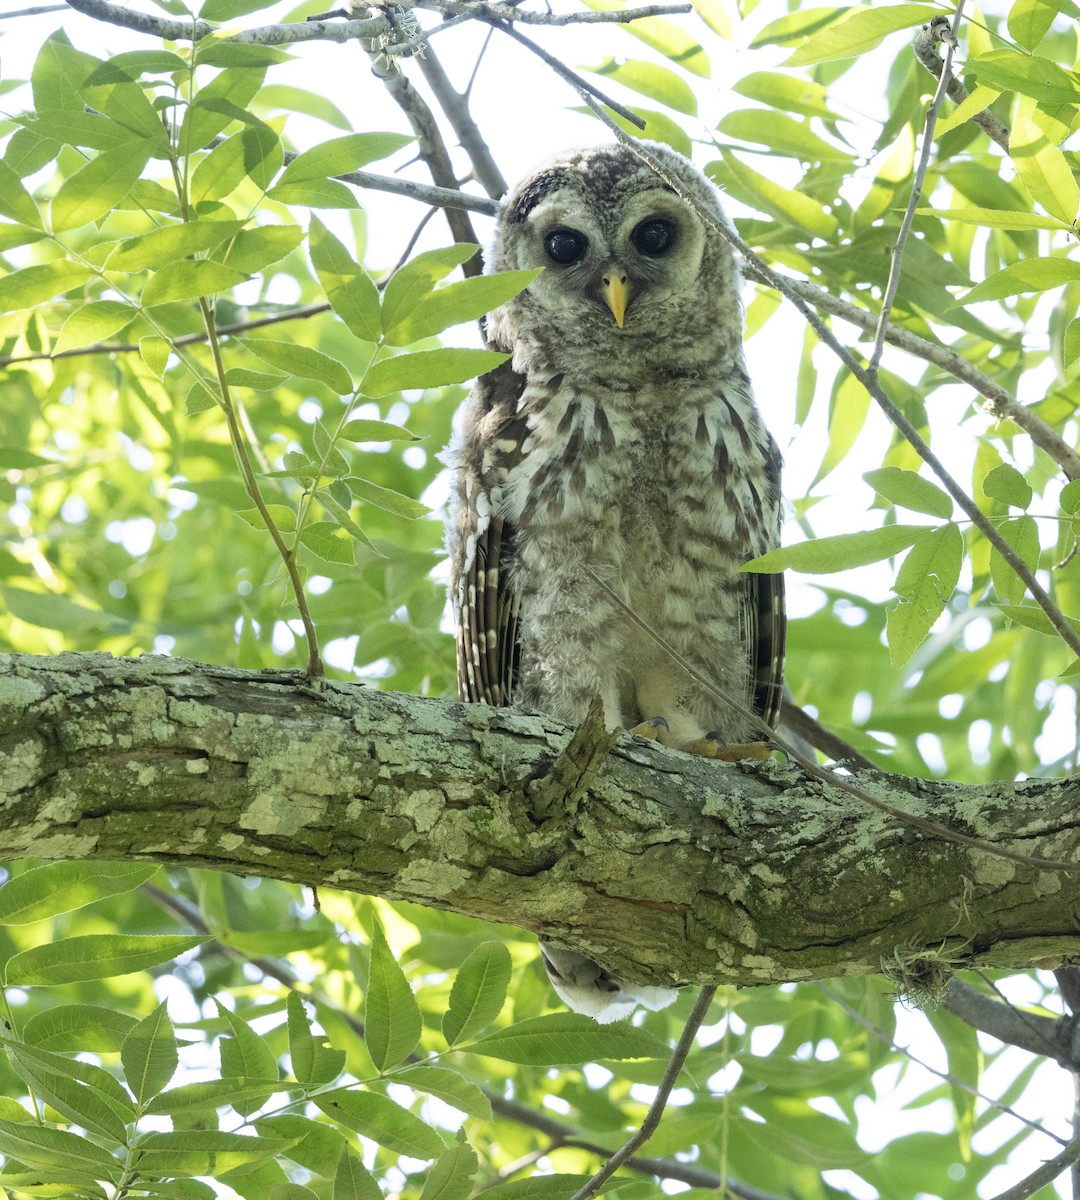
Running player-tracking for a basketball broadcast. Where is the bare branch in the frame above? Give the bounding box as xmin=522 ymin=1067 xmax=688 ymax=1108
xmin=943 ymin=978 xmax=1078 ymax=1066
xmin=913 ymin=15 xmax=1010 ymax=152
xmin=0 ymin=4 xmax=67 ymax=17
xmin=988 ymin=1135 xmax=1080 ymax=1200
xmin=869 ymin=7 xmax=965 ymax=378
xmin=779 ymin=698 xmax=878 ymax=772
xmin=64 ymin=0 xmax=384 ymax=42
xmin=414 ymin=46 xmax=508 ymax=198
xmin=417 ymin=0 xmax=692 ymax=23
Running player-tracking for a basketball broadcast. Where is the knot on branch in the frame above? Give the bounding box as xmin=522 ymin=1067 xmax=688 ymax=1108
xmin=527 ymin=694 xmax=618 ymax=822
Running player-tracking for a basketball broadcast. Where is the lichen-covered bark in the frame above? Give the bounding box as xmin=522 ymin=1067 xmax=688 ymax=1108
xmin=2 ymin=651 xmax=1079 ymax=989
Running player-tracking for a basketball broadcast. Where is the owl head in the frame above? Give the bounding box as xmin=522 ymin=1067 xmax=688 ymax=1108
xmin=485 ymin=141 xmax=744 ymax=381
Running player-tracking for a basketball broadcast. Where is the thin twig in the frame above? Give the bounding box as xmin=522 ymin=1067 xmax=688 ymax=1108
xmin=785 ymin=277 xmax=1080 ymax=481
xmin=818 ymin=982 xmax=1070 ymax=1145
xmin=494 ymin=24 xmax=646 ymax=130
xmin=869 ymin=7 xmax=965 ymax=379
xmin=0 ymin=3 xmax=67 ymax=16
xmin=579 ymin=93 xmax=1080 ymax=664
xmin=913 ymin=16 xmax=1010 ymax=152
xmin=586 ymin=567 xmax=1080 ymax=874
xmin=988 ymin=1135 xmax=1080 ymax=1200
xmin=567 ymin=985 xmax=717 ymax=1200
xmin=414 ymin=45 xmax=507 ymax=198
xmin=779 ymin=698 xmax=877 ymax=771
xmin=384 ymin=10 xmax=470 ymax=55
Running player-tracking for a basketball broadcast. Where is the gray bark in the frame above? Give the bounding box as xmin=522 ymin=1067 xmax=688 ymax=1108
xmin=2 ymin=650 xmax=1080 ymax=991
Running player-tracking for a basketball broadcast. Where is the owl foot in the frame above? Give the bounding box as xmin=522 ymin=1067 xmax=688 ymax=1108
xmin=630 ymin=716 xmax=669 ymax=743
xmin=680 ymin=733 xmax=771 ymax=761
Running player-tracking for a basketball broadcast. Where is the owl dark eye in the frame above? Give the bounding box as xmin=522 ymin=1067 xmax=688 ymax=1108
xmin=632 ymin=218 xmax=675 ymax=257
xmin=544 ymin=228 xmax=588 ymax=266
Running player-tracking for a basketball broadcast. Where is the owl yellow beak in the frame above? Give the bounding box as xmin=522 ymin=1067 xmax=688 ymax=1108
xmin=602 ymin=272 xmax=628 ymax=328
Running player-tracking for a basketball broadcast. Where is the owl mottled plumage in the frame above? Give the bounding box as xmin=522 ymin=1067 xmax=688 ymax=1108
xmin=445 ymin=142 xmax=785 ymax=1022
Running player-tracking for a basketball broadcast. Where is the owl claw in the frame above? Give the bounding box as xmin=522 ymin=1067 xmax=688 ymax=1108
xmin=680 ymin=734 xmax=771 ymax=761
xmin=630 ymin=716 xmax=669 ymax=743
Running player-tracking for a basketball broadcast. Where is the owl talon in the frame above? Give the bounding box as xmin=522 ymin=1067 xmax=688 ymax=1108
xmin=680 ymin=734 xmax=771 ymax=761
xmin=630 ymin=716 xmax=669 ymax=744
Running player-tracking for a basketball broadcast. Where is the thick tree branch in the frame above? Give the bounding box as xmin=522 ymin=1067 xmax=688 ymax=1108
xmin=943 ymin=978 xmax=1080 ymax=1067
xmin=4 ymin=652 xmax=1080 ymax=993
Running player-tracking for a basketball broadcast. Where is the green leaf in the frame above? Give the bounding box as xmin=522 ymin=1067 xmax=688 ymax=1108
xmin=886 ymin=523 xmax=963 ymax=666
xmin=717 ymin=110 xmax=850 ymax=162
xmin=50 ymin=142 xmax=151 ymax=231
xmin=419 ymin=1142 xmax=480 ymax=1200
xmin=365 ymin=917 xmax=422 ymax=1072
xmin=143 ymin=259 xmax=248 ymax=306
xmin=315 ymin=1089 xmax=446 ymax=1158
xmin=5 ymin=1040 xmax=132 ymax=1141
xmin=956 ymin=258 xmax=1080 ymax=307
xmin=466 ymin=1014 xmax=668 ymax=1064
xmin=24 ymin=1005 xmax=137 ymax=1052
xmin=287 ymin=992 xmax=345 ymax=1087
xmin=364 ymin=348 xmax=508 ymax=397
xmin=55 ymin=300 xmax=137 ymax=354
xmin=443 ymin=941 xmax=512 ymax=1046
xmin=479 ymin=1179 xmax=623 ymax=1199
xmin=983 ymin=463 xmax=1033 ymax=508
xmin=915 ymin=205 xmax=1068 ymax=230
xmin=334 ymin=1147 xmax=382 ymax=1200
xmin=278 ymin=132 xmax=413 ymax=184
xmin=191 ymin=122 xmax=282 ymax=202
xmin=1061 ymin=479 xmax=1080 ymax=513
xmin=966 ymin=49 xmax=1080 ymax=107
xmin=785 ymin=4 xmax=942 ymax=65
xmin=236 ymin=504 xmax=297 ymax=533
xmin=0 ymin=1118 xmax=119 ymax=1175
xmin=751 ymin=6 xmax=849 ymax=48
xmin=301 ymin=521 xmax=355 ymax=564
xmin=732 ymin=71 xmax=836 ymax=118
xmin=997 ymin=603 xmax=1080 ymax=637
xmin=584 ymin=0 xmax=710 ymax=75
xmin=384 ymin=269 xmax=541 ymax=346
xmin=347 ymin=476 xmax=429 ymax=519
xmin=5 ymin=934 xmax=206 ymax=985
xmin=145 ymin=1077 xmax=285 ymax=1115
xmin=318 ymin=491 xmax=379 ymax=555
xmin=394 ymin=1066 xmax=492 ymax=1120
xmin=582 ymin=58 xmax=698 ymax=115
xmin=1009 ymin=0 xmax=1059 ymax=49
xmin=1065 ymin=319 xmax=1080 ymax=369
xmin=380 ymin=244 xmax=482 ymax=334
xmin=1011 ymin=110 xmax=1079 ymax=224
xmin=710 ymin=154 xmax=838 ymax=238
xmin=2 ymin=586 xmax=125 ymax=634
xmin=813 ymin=369 xmax=870 ymax=487
xmin=0 ymin=160 xmax=42 ymax=227
xmin=742 ymin=525 xmax=930 ymax=574
xmin=0 ymin=861 xmax=157 ymax=925
xmin=221 ymin=224 xmax=305 ymax=274
xmin=243 ymin=337 xmax=353 ymax=394
xmin=990 ymin=515 xmax=1041 ymax=605
xmin=0 ymin=260 xmax=94 ymax=313
xmin=180 ymin=67 xmax=267 ymax=151
xmin=108 ymin=219 xmax=243 ymax=271
xmin=122 ymin=1001 xmax=178 ymax=1103
xmin=863 ymin=467 xmax=953 ymax=519
xmin=309 ymin=216 xmax=381 ymax=342
xmin=267 ymin=177 xmax=359 ymax=209
xmin=339 ymin=419 xmax=418 ymax=443
xmin=132 ymin=1130 xmax=294 ymax=1175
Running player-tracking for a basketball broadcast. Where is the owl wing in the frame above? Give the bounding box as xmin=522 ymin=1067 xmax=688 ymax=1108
xmin=450 ymin=358 xmax=529 ymax=707
xmin=746 ymin=434 xmax=786 ymax=735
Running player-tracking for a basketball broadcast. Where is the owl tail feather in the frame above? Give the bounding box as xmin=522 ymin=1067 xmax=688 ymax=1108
xmin=539 ymin=940 xmax=679 ymax=1024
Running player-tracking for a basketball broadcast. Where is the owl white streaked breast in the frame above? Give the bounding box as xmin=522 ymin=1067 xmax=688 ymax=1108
xmin=445 ymin=141 xmax=785 ymax=1023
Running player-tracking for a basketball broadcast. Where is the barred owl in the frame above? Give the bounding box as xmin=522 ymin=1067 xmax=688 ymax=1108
xmin=445 ymin=142 xmax=785 ymax=1022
